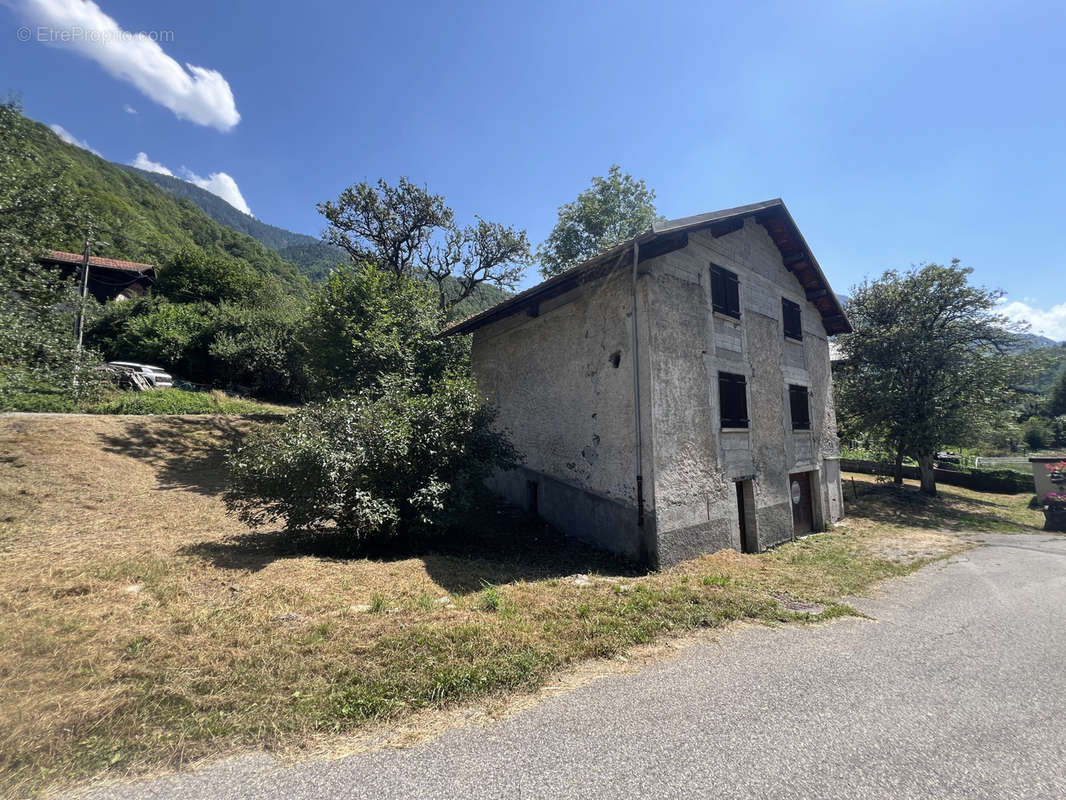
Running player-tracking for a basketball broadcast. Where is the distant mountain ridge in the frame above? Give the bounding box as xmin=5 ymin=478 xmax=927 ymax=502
xmin=1015 ymin=332 xmax=1062 ymax=350
xmin=120 ymin=165 xmax=345 ymax=281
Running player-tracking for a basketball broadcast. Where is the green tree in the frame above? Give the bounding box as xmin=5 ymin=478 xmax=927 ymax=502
xmin=318 ymin=178 xmax=530 ymax=310
xmin=0 ymin=98 xmax=108 ymax=406
xmin=226 ymin=248 xmax=518 ymax=543
xmin=88 ymin=297 xmax=307 ymax=400
xmin=296 ymin=264 xmax=465 ymax=399
xmin=835 ymin=261 xmax=1020 ymax=495
xmin=111 ymin=300 xmax=217 ymax=377
xmin=537 ymin=165 xmax=661 ymax=279
xmin=155 ymin=247 xmax=286 ymax=308
xmin=206 ymin=304 xmax=306 ymax=399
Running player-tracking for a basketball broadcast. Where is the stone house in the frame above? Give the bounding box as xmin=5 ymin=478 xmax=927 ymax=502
xmin=442 ymin=199 xmax=851 ymax=568
xmin=38 ymin=250 xmax=155 ymax=302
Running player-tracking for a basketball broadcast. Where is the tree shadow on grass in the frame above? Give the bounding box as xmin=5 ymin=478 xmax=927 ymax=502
xmin=96 ymin=414 xmax=281 ymax=496
xmin=178 ymin=496 xmax=643 ymax=594
xmin=847 ymin=482 xmax=1041 ymax=534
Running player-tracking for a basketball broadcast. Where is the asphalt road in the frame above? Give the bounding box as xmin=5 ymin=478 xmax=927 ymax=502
xmin=74 ymin=532 xmax=1066 ymax=800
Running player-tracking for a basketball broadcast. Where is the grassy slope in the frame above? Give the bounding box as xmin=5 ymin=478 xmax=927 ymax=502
xmin=0 ymin=383 xmax=292 ymax=415
xmin=12 ymin=114 xmax=308 ymax=296
xmin=0 ymin=418 xmax=1044 ymax=796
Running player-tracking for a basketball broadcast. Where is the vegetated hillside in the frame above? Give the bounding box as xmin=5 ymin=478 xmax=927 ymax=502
xmin=1017 ymin=344 xmax=1066 ymax=395
xmin=122 ymin=165 xmax=346 ymax=281
xmin=12 ymin=111 xmax=513 ymax=317
xmin=1002 ymin=333 xmax=1065 ymax=395
xmin=8 ymin=113 xmax=309 ymax=295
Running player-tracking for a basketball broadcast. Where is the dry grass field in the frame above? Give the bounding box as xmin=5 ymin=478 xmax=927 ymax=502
xmin=0 ymin=415 xmax=1044 ymax=796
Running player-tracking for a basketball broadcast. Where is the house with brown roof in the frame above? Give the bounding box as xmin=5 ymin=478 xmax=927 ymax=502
xmin=442 ymin=199 xmax=850 ymax=567
xmin=37 ymin=250 xmax=154 ymax=303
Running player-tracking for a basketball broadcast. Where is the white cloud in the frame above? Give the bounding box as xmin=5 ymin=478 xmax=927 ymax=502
xmin=123 ymin=103 xmax=137 ymax=114
xmin=8 ymin=0 xmax=240 ymax=131
xmin=131 ymin=151 xmax=173 ymax=176
xmin=181 ymin=168 xmax=252 ymax=216
xmin=128 ymin=150 xmax=252 ymax=215
xmin=999 ymin=299 xmax=1066 ymax=341
xmin=48 ymin=122 xmax=101 ymax=155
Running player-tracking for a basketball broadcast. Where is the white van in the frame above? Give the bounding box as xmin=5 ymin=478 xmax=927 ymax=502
xmin=106 ymin=362 xmax=174 ymax=389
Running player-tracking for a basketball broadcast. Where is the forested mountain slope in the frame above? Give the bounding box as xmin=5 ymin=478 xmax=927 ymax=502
xmin=6 ymin=113 xmax=309 ymax=295
xmin=121 ymin=165 xmax=345 ymax=281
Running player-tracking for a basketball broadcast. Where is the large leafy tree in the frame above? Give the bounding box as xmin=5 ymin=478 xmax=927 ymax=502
xmin=0 ymin=98 xmax=105 ymax=404
xmin=835 ymin=261 xmax=1020 ymax=495
xmin=537 ymin=165 xmax=661 ymax=279
xmin=296 ymin=264 xmax=465 ymax=399
xmin=318 ymin=178 xmax=531 ymax=311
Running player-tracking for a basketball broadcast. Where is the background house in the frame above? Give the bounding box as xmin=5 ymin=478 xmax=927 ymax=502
xmin=444 ymin=199 xmax=851 ymax=568
xmin=37 ymin=250 xmax=154 ymax=302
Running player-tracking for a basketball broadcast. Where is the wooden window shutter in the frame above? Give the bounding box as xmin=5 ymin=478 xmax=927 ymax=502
xmin=718 ymin=372 xmax=749 ymax=428
xmin=782 ymin=298 xmax=803 ymax=340
xmin=789 ymin=384 xmax=811 ymax=430
xmin=711 ymin=264 xmax=741 ymax=318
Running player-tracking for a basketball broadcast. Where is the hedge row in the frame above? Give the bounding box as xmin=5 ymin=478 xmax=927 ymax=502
xmin=840 ymin=459 xmax=1034 ymax=494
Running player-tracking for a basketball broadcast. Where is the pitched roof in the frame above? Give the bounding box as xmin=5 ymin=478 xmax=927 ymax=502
xmin=441 ymin=198 xmax=851 ymax=337
xmin=40 ymin=250 xmax=155 ymax=274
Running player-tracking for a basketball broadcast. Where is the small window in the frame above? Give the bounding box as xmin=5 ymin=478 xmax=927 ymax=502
xmin=526 ymin=480 xmax=539 ymax=515
xmin=782 ymin=298 xmax=803 ymax=340
xmin=789 ymin=384 xmax=811 ymax=430
xmin=711 ymin=264 xmax=741 ymax=318
xmin=719 ymin=372 xmax=749 ymax=429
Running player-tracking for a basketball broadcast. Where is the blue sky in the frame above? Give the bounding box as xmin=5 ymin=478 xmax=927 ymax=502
xmin=4 ymin=0 xmax=1066 ymax=336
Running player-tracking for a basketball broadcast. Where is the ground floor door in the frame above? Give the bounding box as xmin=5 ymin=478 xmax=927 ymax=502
xmin=789 ymin=471 xmax=813 ymax=537
xmin=736 ymin=480 xmax=757 ymax=553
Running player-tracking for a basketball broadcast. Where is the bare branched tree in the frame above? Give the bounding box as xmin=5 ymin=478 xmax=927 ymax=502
xmin=421 ymin=218 xmax=531 ymax=309
xmin=319 ymin=178 xmax=531 ymax=312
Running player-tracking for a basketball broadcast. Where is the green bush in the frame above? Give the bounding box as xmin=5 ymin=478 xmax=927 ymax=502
xmin=0 ymin=376 xmax=79 ymax=412
xmin=86 ymin=264 xmax=471 ymax=405
xmin=88 ymin=299 xmax=305 ymax=401
xmin=206 ymin=304 xmax=306 ymax=399
xmin=959 ymin=467 xmax=1034 ymax=493
xmin=225 ymin=377 xmax=519 ymax=540
xmin=1023 ymin=416 xmax=1052 ymax=451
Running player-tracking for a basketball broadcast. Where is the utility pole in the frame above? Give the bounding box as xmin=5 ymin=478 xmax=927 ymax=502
xmin=74 ymin=225 xmax=92 ymax=356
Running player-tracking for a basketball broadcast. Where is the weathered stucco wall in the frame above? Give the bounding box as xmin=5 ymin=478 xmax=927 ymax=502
xmin=645 ymin=217 xmax=843 ymax=562
xmin=469 ymin=214 xmax=845 ymax=567
xmin=470 ymin=268 xmax=655 ymax=562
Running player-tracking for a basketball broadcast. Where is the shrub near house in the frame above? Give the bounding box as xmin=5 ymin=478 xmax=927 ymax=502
xmin=225 ymin=266 xmax=519 ymax=541
xmin=226 ymin=378 xmax=517 ymax=539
